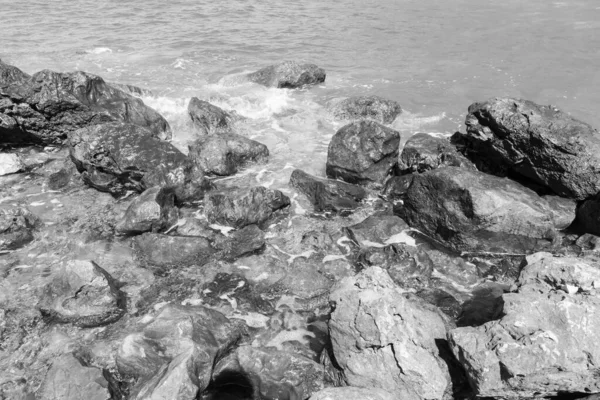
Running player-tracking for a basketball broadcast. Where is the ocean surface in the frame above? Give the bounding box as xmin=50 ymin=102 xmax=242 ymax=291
xmin=2 ymin=0 xmax=600 ymax=190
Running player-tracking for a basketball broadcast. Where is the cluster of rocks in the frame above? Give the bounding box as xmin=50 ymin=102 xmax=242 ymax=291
xmin=3 ymin=57 xmax=600 ymax=400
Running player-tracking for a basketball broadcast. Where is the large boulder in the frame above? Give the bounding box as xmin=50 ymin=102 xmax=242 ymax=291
xmin=36 ymin=353 xmax=113 ymax=400
xmin=38 ymin=260 xmax=125 ymax=327
xmin=0 ymin=206 xmax=38 ymax=251
xmin=449 ymin=253 xmax=600 ymax=398
xmin=326 ymin=120 xmax=400 ymax=187
xmin=458 ymin=97 xmax=600 ymax=199
xmin=328 ymin=95 xmax=402 ymax=124
xmin=0 ymin=60 xmax=170 ymax=145
xmin=188 ymin=132 xmax=269 ymax=176
xmin=401 ymin=167 xmax=576 ymax=254
xmin=69 ymin=122 xmax=209 ymax=197
xmin=204 ymin=186 xmax=290 ymax=229
xmin=187 ymin=97 xmax=234 ymax=135
xmin=398 ymin=133 xmax=475 ymax=174
xmin=329 ymin=267 xmax=451 ymax=399
xmin=246 ymin=61 xmax=326 ymax=88
xmin=115 ymin=186 xmax=178 ymax=235
xmin=289 ymin=169 xmax=368 ymax=213
xmin=117 ymin=303 xmax=247 ymax=400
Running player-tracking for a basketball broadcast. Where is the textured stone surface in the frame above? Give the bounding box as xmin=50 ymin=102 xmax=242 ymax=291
xmin=116 ymin=186 xmax=178 ymax=234
xmin=459 ymin=97 xmax=600 ymax=199
xmin=134 ymin=233 xmax=216 ymax=268
xmin=0 ymin=153 xmax=23 ymax=176
xmin=401 ymin=167 xmax=576 ymax=254
xmin=449 ymin=252 xmax=600 ymax=398
xmin=0 ymin=206 xmax=38 ymax=251
xmin=329 ymin=267 xmax=451 ymax=399
xmin=246 ymin=61 xmax=326 ymax=88
xmin=38 ymin=260 xmax=125 ymax=327
xmin=328 ymin=95 xmax=402 ymax=124
xmin=188 ymin=97 xmax=234 ymax=135
xmin=289 ymin=169 xmax=368 ymax=213
xmin=326 ymin=120 xmax=400 ymax=187
xmin=309 ymin=387 xmax=402 ymax=400
xmin=398 ymin=132 xmax=475 ymax=174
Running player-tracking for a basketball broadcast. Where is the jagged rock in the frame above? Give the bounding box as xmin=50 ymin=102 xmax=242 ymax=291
xmin=449 ymin=252 xmax=600 ymax=398
xmin=36 ymin=353 xmax=112 ymax=400
xmin=289 ymin=169 xmax=368 ymax=213
xmin=116 ymin=186 xmax=178 ymax=235
xmin=329 ymin=267 xmax=451 ymax=399
xmin=246 ymin=61 xmax=326 ymax=88
xmin=398 ymin=133 xmax=475 ymax=174
xmin=38 ymin=260 xmax=125 ymax=327
xmin=328 ymin=95 xmax=402 ymax=124
xmin=401 ymin=167 xmax=576 ymax=254
xmin=0 ymin=60 xmax=170 ymax=144
xmin=576 ymin=233 xmax=600 ymax=251
xmin=215 ymin=224 xmax=265 ymax=260
xmin=188 ymin=132 xmax=268 ymax=176
xmin=188 ymin=97 xmax=234 ymax=135
xmin=134 ymin=233 xmax=216 ymax=268
xmin=68 ymin=122 xmax=190 ymax=196
xmin=205 ymin=186 xmax=290 ymax=229
xmin=0 ymin=153 xmax=23 ymax=176
xmin=326 ymin=120 xmax=400 ymax=187
xmin=344 ymin=214 xmax=410 ymax=247
xmin=117 ymin=303 xmax=247 ymax=400
xmin=142 ymin=162 xmax=215 ymax=205
xmin=208 ymin=346 xmax=325 ymax=400
xmin=309 ymin=387 xmax=400 ymax=400
xmin=0 ymin=206 xmax=38 ymax=251
xmin=381 ymin=174 xmax=414 ymax=202
xmin=458 ymin=97 xmax=600 ymax=199
xmin=110 ymin=82 xmax=154 ymax=97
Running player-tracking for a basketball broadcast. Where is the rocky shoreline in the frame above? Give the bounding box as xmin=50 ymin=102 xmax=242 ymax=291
xmin=2 ymin=58 xmax=600 ymax=400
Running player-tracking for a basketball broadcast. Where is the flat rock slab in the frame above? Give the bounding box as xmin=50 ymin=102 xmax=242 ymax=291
xmin=246 ymin=61 xmax=325 ymax=88
xmin=460 ymin=97 xmax=600 ymax=199
xmin=328 ymin=95 xmax=402 ymax=124
xmin=401 ymin=166 xmax=576 ymax=254
xmin=326 ymin=120 xmax=400 ymax=187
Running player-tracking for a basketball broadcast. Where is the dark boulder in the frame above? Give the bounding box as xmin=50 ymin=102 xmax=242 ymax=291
xmin=459 ymin=97 xmax=600 ymax=199
xmin=68 ymin=122 xmax=195 ymax=197
xmin=246 ymin=61 xmax=326 ymax=88
xmin=576 ymin=198 xmax=600 ymax=236
xmin=214 ymin=224 xmax=265 ymax=260
xmin=134 ymin=233 xmax=216 ymax=269
xmin=328 ymin=95 xmax=402 ymax=124
xmin=289 ymin=169 xmax=368 ymax=213
xmin=188 ymin=132 xmax=269 ymax=176
xmin=142 ymin=162 xmax=215 ymax=205
xmin=398 ymin=132 xmax=475 ymax=174
xmin=401 ymin=167 xmax=577 ymax=254
xmin=38 ymin=260 xmax=125 ymax=327
xmin=115 ymin=186 xmax=179 ymax=235
xmin=188 ymin=97 xmax=234 ymax=135
xmin=205 ymin=186 xmax=290 ymax=229
xmin=0 ymin=206 xmax=38 ymax=251
xmin=36 ymin=353 xmax=113 ymax=400
xmin=1 ymin=61 xmax=170 ymax=145
xmin=326 ymin=120 xmax=400 ymax=187
xmin=381 ymin=175 xmax=414 ymax=204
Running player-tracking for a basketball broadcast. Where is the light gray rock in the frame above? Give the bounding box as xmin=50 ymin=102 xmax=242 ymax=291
xmin=246 ymin=61 xmax=326 ymax=88
xmin=0 ymin=153 xmax=23 ymax=176
xmin=309 ymin=387 xmax=401 ymax=400
xmin=328 ymin=95 xmax=402 ymax=124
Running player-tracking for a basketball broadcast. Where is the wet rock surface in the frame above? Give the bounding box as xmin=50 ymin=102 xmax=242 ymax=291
xmin=0 ymin=60 xmax=170 ymax=145
xmin=459 ymin=97 xmax=600 ymax=199
xmin=0 ymin=152 xmax=23 ymax=176
xmin=398 ymin=132 xmax=476 ymax=174
xmin=289 ymin=169 xmax=368 ymax=213
xmin=326 ymin=120 xmax=400 ymax=187
xmin=188 ymin=97 xmax=235 ymax=135
xmin=116 ymin=186 xmax=178 ymax=235
xmin=246 ymin=61 xmax=326 ymax=88
xmin=0 ymin=206 xmax=38 ymax=251
xmin=328 ymin=95 xmax=402 ymax=124
xmin=401 ymin=167 xmax=576 ymax=254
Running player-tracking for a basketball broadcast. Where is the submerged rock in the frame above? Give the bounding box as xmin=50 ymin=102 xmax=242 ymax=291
xmin=449 ymin=252 xmax=600 ymax=398
xmin=0 ymin=206 xmax=38 ymax=251
xmin=459 ymin=97 xmax=600 ymax=199
xmin=309 ymin=387 xmax=400 ymax=400
xmin=68 ymin=122 xmax=188 ymax=196
xmin=326 ymin=120 xmax=400 ymax=187
xmin=188 ymin=132 xmax=269 ymax=176
xmin=329 ymin=267 xmax=451 ymax=399
xmin=289 ymin=169 xmax=368 ymax=213
xmin=38 ymin=260 xmax=125 ymax=327
xmin=117 ymin=303 xmax=247 ymax=400
xmin=328 ymin=95 xmax=402 ymax=124
xmin=398 ymin=132 xmax=475 ymax=174
xmin=205 ymin=186 xmax=290 ymax=229
xmin=115 ymin=186 xmax=178 ymax=235
xmin=246 ymin=61 xmax=326 ymax=88
xmin=36 ymin=353 xmax=112 ymax=400
xmin=401 ymin=167 xmax=576 ymax=254
xmin=188 ymin=97 xmax=234 ymax=135
xmin=135 ymin=233 xmax=216 ymax=268
xmin=0 ymin=60 xmax=170 ymax=145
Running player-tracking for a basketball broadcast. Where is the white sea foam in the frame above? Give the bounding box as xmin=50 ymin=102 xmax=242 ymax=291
xmin=85 ymin=47 xmax=113 ymax=54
